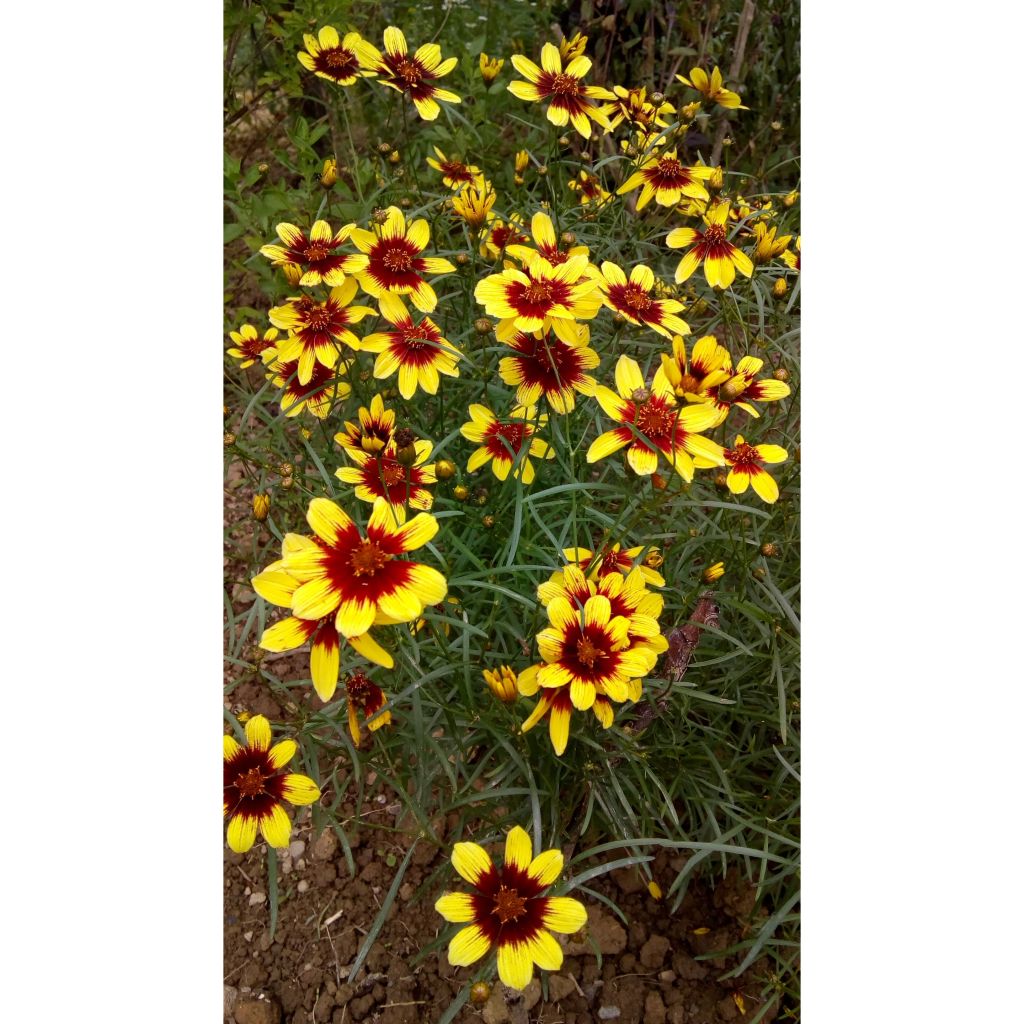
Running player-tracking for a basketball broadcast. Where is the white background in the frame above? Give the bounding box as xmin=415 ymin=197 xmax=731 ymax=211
xmin=3 ymin=2 xmax=1022 ymax=1019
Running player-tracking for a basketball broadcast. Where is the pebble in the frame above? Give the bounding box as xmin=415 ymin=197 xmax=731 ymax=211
xmin=297 ymin=880 xmax=309 ymax=893
xmin=521 ymin=979 xmax=541 ymax=1011
xmin=645 ymin=992 xmax=668 ymax=1024
xmin=281 ymin=860 xmax=292 ymax=875
xmin=224 ymin=985 xmax=239 ymax=1018
xmin=243 ymin=930 xmax=254 ymax=943
xmin=289 ymin=840 xmax=306 ymax=859
xmin=234 ymin=996 xmax=282 ymax=1024
xmin=639 ymin=934 xmax=671 ymax=970
xmin=297 ymin=858 xmax=307 ymax=870
xmin=659 ymin=970 xmax=677 ymax=984
xmin=547 ymin=975 xmax=576 ymax=1002
xmin=598 ymin=1007 xmax=621 ymax=1020
xmin=312 ymin=829 xmax=338 ymax=861
xmin=248 ymin=891 xmax=267 ymax=906
xmin=481 ymin=990 xmax=509 ymax=1024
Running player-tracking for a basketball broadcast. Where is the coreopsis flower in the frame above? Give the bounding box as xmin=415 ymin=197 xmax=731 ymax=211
xmin=270 ymin=496 xmax=447 ymax=639
xmin=259 ymin=221 xmax=368 ymax=287
xmin=557 ymin=543 xmax=666 ymax=588
xmin=298 ymin=26 xmax=374 ymax=86
xmin=654 ymin=334 xmax=732 ymax=405
xmin=321 ymin=158 xmax=339 ymax=188
xmin=461 ymin=404 xmax=554 ymax=484
xmin=567 ymin=169 xmax=611 ymax=206
xmin=782 ymin=235 xmax=801 ymax=271
xmin=355 ymin=27 xmax=461 ymax=121
xmin=602 ymin=85 xmax=675 ymax=132
xmin=345 ymin=670 xmax=392 ymax=744
xmin=227 ymin=324 xmax=278 ymax=368
xmin=334 ymin=393 xmax=396 ymax=457
xmin=505 ymin=211 xmax=590 ymax=270
xmin=224 ymin=716 xmax=321 ymax=853
xmin=508 ymin=42 xmax=614 ymax=138
xmin=361 ymin=293 xmax=461 ymax=399
xmin=336 ymin=438 xmax=437 ymax=510
xmin=515 ymin=150 xmax=530 ymax=176
xmin=436 ymin=826 xmax=587 ymax=990
xmin=483 ymin=665 xmax=519 ymax=703
xmin=479 ymin=214 xmax=529 ymax=261
xmin=479 ymin=52 xmax=505 ymax=85
xmin=498 ymin=328 xmax=600 ymax=413
xmin=706 ymin=434 xmax=789 ymax=503
xmin=426 ymin=147 xmax=481 ymax=189
xmin=676 ymin=65 xmax=747 ymax=110
xmin=265 ymin=353 xmax=350 ymax=419
xmin=520 ymin=685 xmax=614 ymax=753
xmin=268 ymin=279 xmax=375 ymax=383
xmin=475 ymin=254 xmax=602 ymax=345
xmin=350 ymin=205 xmax=456 ymax=313
xmin=751 ymin=222 xmax=793 ymax=265
xmin=597 ymin=262 xmax=689 ymax=339
xmin=617 ymin=150 xmax=713 ymax=211
xmin=666 ymin=202 xmax=754 ymax=288
xmin=587 ymin=355 xmax=724 ymax=479
xmin=559 ymin=32 xmax=588 ymax=62
xmin=451 ymin=180 xmax=496 ymax=231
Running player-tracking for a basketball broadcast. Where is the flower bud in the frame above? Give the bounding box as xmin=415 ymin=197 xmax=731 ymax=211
xmin=770 ymin=120 xmax=783 ymax=132
xmin=713 ymin=472 xmax=728 ymax=489
xmin=702 ymin=561 xmax=725 ymax=583
xmin=398 ymin=193 xmax=411 ymax=205
xmin=281 ymin=475 xmax=295 ymax=489
xmin=388 ymin=150 xmax=401 ymax=164
xmin=760 ymin=542 xmax=780 ymax=558
xmin=282 ymin=263 xmax=303 ymax=286
xmin=643 ymin=550 xmax=664 ymax=569
xmin=470 ymin=982 xmax=492 ymax=1005
xmin=560 ymin=231 xmax=576 ymax=245
xmin=474 ymin=318 xmax=493 ymax=335
xmin=279 ymin=462 xmax=294 ymax=477
xmin=435 ymin=459 xmax=456 ymax=480
xmin=682 ymin=101 xmax=701 ymax=119
xmin=320 ymin=158 xmax=338 ymax=188
xmin=377 ymin=142 xmax=392 ymax=154
xmin=722 ymin=136 xmax=733 ymax=148
xmin=257 ymin=162 xmax=268 ymax=173
xmin=252 ymin=493 xmax=270 ymax=522
xmin=483 ymin=666 xmax=518 ymax=703
xmin=651 ymin=91 xmax=665 ymax=105
xmin=772 ymin=278 xmax=788 ymax=299
xmin=773 ymin=367 xmax=790 ymax=383
xmin=482 ymin=514 xmax=495 ymax=528
xmin=536 ymin=165 xmax=549 ymax=176
xmin=455 ymin=252 xmax=470 ymax=266
xmin=752 ymin=566 xmax=766 ymax=580
xmin=558 ymin=135 xmax=570 ymax=146
xmin=783 ymin=190 xmax=799 ymax=208
xmin=453 ymin=484 xmax=470 ymax=501
xmin=631 ymin=387 xmax=651 ymax=404
xmin=224 ymin=432 xmax=236 ymax=446
xmin=371 ymin=207 xmax=389 ymax=225
xmin=651 ymin=472 xmax=668 ymax=490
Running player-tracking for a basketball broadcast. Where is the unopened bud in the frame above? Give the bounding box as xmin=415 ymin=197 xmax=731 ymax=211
xmin=783 ymin=190 xmax=799 ymax=208
xmin=643 ymin=550 xmax=664 ymax=569
xmin=772 ymin=278 xmax=788 ymax=299
xmin=722 ymin=135 xmax=734 ymax=147
xmin=371 ymin=208 xmax=389 ymax=225
xmin=760 ymin=542 xmax=780 ymax=558
xmin=224 ymin=432 xmax=236 ymax=446
xmin=455 ymin=252 xmax=470 ymax=266
xmin=435 ymin=459 xmax=456 ymax=480
xmin=320 ymin=158 xmax=338 ymax=188
xmin=752 ymin=566 xmax=766 ymax=580
xmin=773 ymin=367 xmax=790 ymax=383
xmin=514 ymin=174 xmax=525 ymax=185
xmin=281 ymin=475 xmax=295 ymax=489
xmin=536 ymin=165 xmax=549 ymax=176
xmin=651 ymin=91 xmax=665 ymax=105
xmin=470 ymin=982 xmax=491 ymax=1005
xmin=702 ymin=561 xmax=725 ymax=583
xmin=453 ymin=485 xmax=470 ymax=501
xmin=560 ymin=231 xmax=576 ymax=245
xmin=282 ymin=263 xmax=303 ymax=286
xmin=474 ymin=318 xmax=493 ymax=335
xmin=709 ymin=166 xmax=724 ymax=191
xmin=252 ymin=493 xmax=271 ymax=522
xmin=631 ymin=387 xmax=651 ymax=404
xmin=714 ymin=472 xmax=728 ymax=489
xmin=388 ymin=150 xmax=401 ymax=164
xmin=651 ymin=472 xmax=668 ymax=490
xmin=279 ymin=462 xmax=294 ymax=477
xmin=377 ymin=142 xmax=392 ymax=154
xmin=558 ymin=135 xmax=570 ymax=146
xmin=770 ymin=120 xmax=783 ymax=131
xmin=482 ymin=514 xmax=495 ymax=528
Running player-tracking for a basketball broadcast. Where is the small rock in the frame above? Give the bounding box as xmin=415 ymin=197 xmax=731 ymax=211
xmin=224 ymin=985 xmax=239 ymax=1018
xmin=289 ymin=840 xmax=306 ymax=859
xmin=297 ymin=880 xmax=309 ymax=893
xmin=313 ymin=992 xmax=335 ymax=1021
xmin=243 ymin=931 xmax=254 ymax=943
xmin=659 ymin=970 xmax=677 ymax=983
xmin=639 ymin=935 xmax=671 ymax=970
xmin=521 ymin=979 xmax=541 ymax=1011
xmin=399 ymin=882 xmax=414 ymax=901
xmin=667 ymin=1007 xmax=685 ymax=1024
xmin=297 ymin=858 xmax=307 ymax=870
xmin=597 ymin=1007 xmax=621 ymax=1020
xmin=564 ymin=908 xmax=627 ymax=956
xmin=258 ymin=932 xmax=273 ymax=952
xmin=312 ymin=829 xmax=338 ymax=861
xmin=234 ymin=996 xmax=281 ymax=1024
xmin=717 ymin=994 xmax=740 ymax=1020
xmin=280 ymin=860 xmax=292 ymax=876
xmin=248 ymin=891 xmax=267 ymax=906
xmin=672 ymin=950 xmax=708 ymax=980
xmin=611 ymin=867 xmax=646 ymax=895
xmin=548 ymin=975 xmax=576 ymax=1002
xmin=645 ymin=992 xmax=667 ymax=1024
xmin=482 ymin=988 xmax=510 ymax=1024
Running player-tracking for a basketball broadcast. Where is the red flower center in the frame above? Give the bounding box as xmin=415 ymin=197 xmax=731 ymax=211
xmin=325 ymin=48 xmax=357 ymax=73
xmin=442 ymin=160 xmax=473 ymax=182
xmin=580 ymin=178 xmax=601 ymax=197
xmin=236 ymin=767 xmax=266 ymax=797
xmin=622 ymin=285 xmax=652 ymax=312
xmin=495 ymin=422 xmax=526 ymax=451
xmin=492 ymin=885 xmax=528 ymax=923
xmin=678 ymin=372 xmax=700 ymax=393
xmin=524 ymin=281 xmax=552 ymax=304
xmin=305 ymin=243 xmax=331 ymax=262
xmin=657 ymin=158 xmax=683 ymax=178
xmin=576 ymin=636 xmax=604 ymax=668
xmin=397 ymin=59 xmax=423 ymax=85
xmin=703 ymin=224 xmax=727 ymax=246
xmin=551 ymin=72 xmax=581 ymax=97
xmin=350 ymin=539 xmax=391 ymax=576
xmin=383 ymin=247 xmax=414 ymax=272
xmin=727 ymin=442 xmax=762 ymax=468
xmin=381 ymin=460 xmax=406 ymax=486
xmin=635 ymin=399 xmax=677 ymax=438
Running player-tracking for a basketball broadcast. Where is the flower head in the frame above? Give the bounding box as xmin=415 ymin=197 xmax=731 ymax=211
xmin=676 ymin=66 xmax=747 ymax=110
xmin=336 ymin=438 xmax=437 ymax=510
xmin=567 ymin=169 xmax=611 ymax=206
xmin=587 ymin=354 xmax=724 ymax=479
xmin=334 ymin=393 xmax=396 ymax=457
xmin=702 ymin=561 xmax=726 ymax=583
xmin=259 ymin=221 xmax=368 ymax=287
xmin=298 ymin=27 xmax=374 ymax=86
xmin=350 ymin=206 xmax=455 ymax=313
xmin=751 ymin=222 xmax=793 ymax=265
xmin=782 ymin=235 xmax=801 ymax=272
xmin=436 ymin=826 xmax=587 ymax=990
xmin=479 ymin=52 xmax=505 ymax=85
xmin=461 ymin=404 xmax=554 ymax=484
xmin=480 ymin=213 xmax=529 ymax=261
xmin=505 ymin=211 xmax=590 ymax=270
xmin=483 ymin=665 xmax=519 ymax=703
xmin=617 ymin=150 xmax=713 ymax=211
xmin=508 ymin=42 xmax=614 ymax=138
xmin=356 ymin=27 xmax=461 ymax=121
xmin=498 ymin=327 xmax=599 ymax=414
xmin=705 ymin=434 xmax=788 ymax=503
xmin=451 ymin=179 xmax=497 ymax=231
xmin=361 ymin=293 xmax=461 ymax=399
xmin=345 ymin=670 xmax=392 ymax=744
xmin=597 ymin=262 xmax=689 ymax=339
xmin=426 ymin=147 xmax=482 ymax=190
xmin=227 ymin=324 xmax=278 ymax=368
xmin=265 ymin=352 xmax=350 ymax=419
xmin=224 ymin=716 xmax=321 ymax=853
xmin=666 ymin=202 xmax=754 ymax=289
xmin=265 ymin=496 xmax=447 ymax=639
xmin=555 ymin=543 xmax=665 ymax=589
xmin=602 ymin=85 xmax=675 ymax=132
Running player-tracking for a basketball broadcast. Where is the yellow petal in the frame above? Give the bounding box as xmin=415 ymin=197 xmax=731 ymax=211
xmin=505 ymin=826 xmax=533 ymax=872
xmin=452 ymin=841 xmax=493 ymax=884
xmin=435 ymin=891 xmax=476 ymax=923
xmin=281 ymin=773 xmax=321 ymax=805
xmin=542 ymin=896 xmax=588 ymax=933
xmin=525 ymin=928 xmax=563 ymax=971
xmin=259 ymin=803 xmax=293 ymax=848
xmin=267 ymin=739 xmax=297 ymax=770
xmin=528 ymin=848 xmax=564 ymax=887
xmin=497 ymin=941 xmax=534 ymax=990
xmin=245 ymin=715 xmax=271 ymax=751
xmin=226 ymin=814 xmax=258 ymax=853
xmin=448 ymin=924 xmax=491 ymax=966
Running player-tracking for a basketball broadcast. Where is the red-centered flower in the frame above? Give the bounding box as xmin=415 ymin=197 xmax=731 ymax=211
xmin=587 ymin=355 xmax=724 ymax=479
xmin=601 ymin=85 xmax=675 ymax=132
xmin=435 ymin=826 xmax=588 ymax=990
xmin=265 ymin=352 xmax=351 ymax=419
xmin=298 ymin=26 xmax=374 ymax=86
xmin=475 ymin=254 xmax=602 ymax=345
xmin=350 ymin=206 xmax=455 ymax=313
xmin=654 ymin=334 xmax=732 ymax=406
xmin=703 ymin=433 xmax=789 ymax=504
xmin=361 ymin=293 xmax=461 ymax=399
xmin=508 ymin=43 xmax=614 ymax=138
xmin=597 ymin=262 xmax=690 ymax=339
xmin=356 ymin=26 xmax=461 ymax=121
xmin=227 ymin=324 xmax=279 ymax=368
xmin=460 ymin=404 xmax=553 ymax=485
xmin=556 ymin=543 xmax=665 ymax=588
xmin=480 ymin=214 xmax=529 ymax=261
xmin=426 ymin=146 xmax=481 ymax=189
xmin=345 ymin=670 xmax=392 ymax=745
xmin=505 ymin=211 xmax=591 ymax=270
xmin=617 ymin=149 xmax=714 ymax=211
xmin=567 ymin=169 xmax=610 ymax=206
xmin=666 ymin=201 xmax=754 ymax=289
xmin=276 ymin=497 xmax=447 ymax=639
xmin=268 ymin=278 xmax=374 ymax=383
xmin=259 ymin=221 xmax=369 ymax=287
xmin=498 ymin=328 xmax=599 ymax=414
xmin=334 ymin=393 xmax=397 ymax=458
xmin=336 ymin=438 xmax=437 ymax=510
xmin=224 ymin=716 xmax=320 ymax=853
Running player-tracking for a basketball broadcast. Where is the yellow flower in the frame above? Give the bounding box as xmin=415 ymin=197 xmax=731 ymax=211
xmin=426 ymin=147 xmax=482 ymax=190
xmin=479 ymin=52 xmax=505 ymax=85
xmin=252 ymin=493 xmax=271 ymax=522
xmin=617 ymin=150 xmax=713 ymax=211
xmin=260 ymin=220 xmax=369 ymax=287
xmin=676 ymin=66 xmax=747 ymax=110
xmin=227 ymin=324 xmax=278 ymax=368
xmin=345 ymin=670 xmax=392 ymax=744
xmin=666 ymin=201 xmax=754 ymax=289
xmin=461 ymin=404 xmax=554 ymax=484
xmin=751 ymin=222 xmax=793 ymax=265
xmin=697 ymin=434 xmax=788 ymax=503
xmin=451 ymin=179 xmax=497 ymax=231
xmin=479 ymin=213 xmax=529 ymax=261
xmin=559 ymin=33 xmax=588 ymax=62
xmin=356 ymin=27 xmax=461 ymax=121
xmin=223 ymin=716 xmax=321 ymax=853
xmin=702 ymin=561 xmax=725 ymax=583
xmin=483 ymin=665 xmax=519 ymax=703
xmin=782 ymin=235 xmax=801 ymax=272
xmin=505 ymin=211 xmax=591 ymax=270
xmin=321 ymin=158 xmax=339 ymax=188
xmin=497 ymin=325 xmax=600 ymax=414
xmin=508 ymin=42 xmax=614 ymax=138
xmin=514 ymin=150 xmax=530 ymax=175
xmin=264 ymin=351 xmax=350 ymax=419
xmin=334 ymin=393 xmax=396 ymax=458
xmin=436 ymin=826 xmax=588 ymax=989
xmin=567 ymin=169 xmax=610 ymax=206
xmin=298 ymin=26 xmax=375 ymax=86
xmin=602 ymin=85 xmax=675 ymax=132
xmin=596 ymin=262 xmax=689 ymax=339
